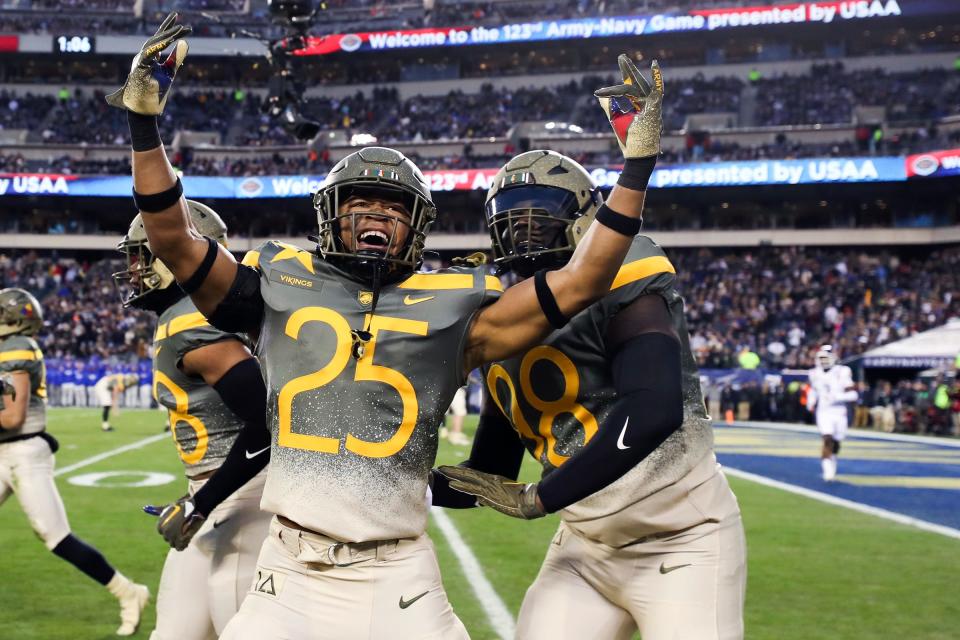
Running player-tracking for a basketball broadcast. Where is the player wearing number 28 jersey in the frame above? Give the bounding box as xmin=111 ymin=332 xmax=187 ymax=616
xmin=113 ymin=14 xmax=659 ymax=637
xmin=114 ymin=202 xmax=273 ymax=640
xmin=436 ymin=144 xmax=747 ymax=638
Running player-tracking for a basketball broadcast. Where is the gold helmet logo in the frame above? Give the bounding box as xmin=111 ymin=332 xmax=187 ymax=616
xmin=357 ymin=291 xmax=374 ymax=306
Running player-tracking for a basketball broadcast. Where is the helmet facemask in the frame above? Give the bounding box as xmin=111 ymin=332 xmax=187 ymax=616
xmin=113 ymin=236 xmax=178 ymax=311
xmin=487 ymin=184 xmax=598 ymax=278
xmin=315 ymin=180 xmax=435 ymax=281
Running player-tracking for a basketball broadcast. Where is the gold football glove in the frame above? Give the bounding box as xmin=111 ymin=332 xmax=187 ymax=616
xmin=156 ymin=495 xmax=205 ymax=551
xmin=437 ymin=466 xmax=545 ymax=520
xmin=105 ymin=12 xmax=191 ymax=115
xmin=595 ymin=55 xmax=664 ymax=159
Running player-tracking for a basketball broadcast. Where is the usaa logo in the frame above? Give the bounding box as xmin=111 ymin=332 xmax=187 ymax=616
xmin=358 ymin=291 xmax=374 ymax=306
xmin=238 ymin=178 xmax=264 ymax=198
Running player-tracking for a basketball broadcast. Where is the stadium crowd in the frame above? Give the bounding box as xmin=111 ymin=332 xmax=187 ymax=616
xmin=682 ymin=245 xmax=960 ymax=370
xmin=705 ymin=375 xmax=960 ymax=436
xmin=0 ymin=253 xmax=152 ymax=361
xmin=1 ymin=65 xmax=957 ymax=152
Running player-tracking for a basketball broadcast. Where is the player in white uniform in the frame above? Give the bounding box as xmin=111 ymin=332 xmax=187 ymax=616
xmin=94 ymin=372 xmax=139 ymax=431
xmin=0 ymin=288 xmax=150 ymax=636
xmin=807 ymin=345 xmax=858 ymax=481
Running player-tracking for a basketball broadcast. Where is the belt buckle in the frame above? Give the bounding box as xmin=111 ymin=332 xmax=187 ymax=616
xmin=326 ymin=541 xmax=369 ymax=568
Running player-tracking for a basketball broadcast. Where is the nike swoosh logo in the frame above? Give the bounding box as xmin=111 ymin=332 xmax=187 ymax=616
xmin=213 ymin=518 xmax=229 ymax=529
xmin=403 ymin=295 xmax=435 ymax=306
xmin=659 ymin=562 xmax=691 ymax=574
xmin=399 ymin=590 xmax=430 ymax=609
xmin=616 ymin=417 xmax=630 ymax=450
xmin=245 ymin=446 xmax=270 ymax=459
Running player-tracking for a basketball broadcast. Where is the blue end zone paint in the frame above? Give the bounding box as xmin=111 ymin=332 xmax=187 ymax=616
xmin=714 ymin=423 xmax=960 ymax=531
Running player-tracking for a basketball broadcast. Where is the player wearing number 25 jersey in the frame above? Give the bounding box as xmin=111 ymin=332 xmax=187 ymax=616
xmin=436 ymin=150 xmax=747 ymax=640
xmin=0 ymin=288 xmax=150 ymax=636
xmin=120 ymin=19 xmax=656 ymax=635
xmin=114 ymin=202 xmax=272 ymax=640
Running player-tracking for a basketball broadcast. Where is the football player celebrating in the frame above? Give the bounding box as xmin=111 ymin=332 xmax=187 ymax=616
xmin=0 ymin=288 xmax=150 ymax=636
xmin=434 ymin=56 xmax=746 ymax=640
xmin=106 ymin=14 xmax=656 ymax=639
xmin=807 ymin=345 xmax=858 ymax=481
xmin=113 ymin=202 xmax=274 ymax=639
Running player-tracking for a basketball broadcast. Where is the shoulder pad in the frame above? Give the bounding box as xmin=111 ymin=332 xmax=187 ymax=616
xmin=611 ymin=236 xmax=676 ymax=292
xmin=398 ymin=266 xmax=502 ymax=294
xmin=245 ymin=241 xmax=317 ymax=277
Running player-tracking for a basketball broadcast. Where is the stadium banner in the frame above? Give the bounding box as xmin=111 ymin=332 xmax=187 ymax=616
xmin=296 ymin=0 xmax=945 ymax=56
xmin=0 ymin=157 xmax=913 ymax=199
xmin=905 ymin=148 xmax=960 ymax=179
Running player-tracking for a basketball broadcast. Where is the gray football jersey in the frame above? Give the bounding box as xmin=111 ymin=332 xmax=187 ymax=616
xmin=244 ymin=241 xmax=501 ymax=542
xmin=154 ymin=296 xmax=246 ymax=476
xmin=484 ymin=235 xmax=714 ymax=524
xmin=0 ymin=335 xmax=46 ymax=441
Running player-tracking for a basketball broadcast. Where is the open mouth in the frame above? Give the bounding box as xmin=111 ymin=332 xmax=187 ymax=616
xmin=357 ymin=229 xmax=390 ymax=252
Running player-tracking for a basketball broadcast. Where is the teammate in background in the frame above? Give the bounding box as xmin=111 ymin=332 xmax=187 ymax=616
xmin=94 ymin=372 xmax=139 ymax=431
xmin=434 ymin=58 xmax=744 ymax=640
xmin=107 ymin=15 xmax=656 ymax=639
xmin=0 ymin=288 xmax=150 ymax=636
xmin=114 ymin=204 xmax=273 ymax=639
xmin=441 ymin=385 xmax=470 ymax=446
xmin=807 ymin=345 xmax=858 ymax=481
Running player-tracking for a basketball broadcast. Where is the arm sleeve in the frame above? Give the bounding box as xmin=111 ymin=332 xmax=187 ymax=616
xmin=191 ymin=357 xmax=270 ymax=516
xmin=430 ymin=397 xmax=526 ymax=509
xmin=536 ymin=332 xmax=683 ymax=513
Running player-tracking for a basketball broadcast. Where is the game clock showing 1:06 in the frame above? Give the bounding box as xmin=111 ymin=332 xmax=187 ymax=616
xmin=55 ymin=35 xmax=94 ymax=54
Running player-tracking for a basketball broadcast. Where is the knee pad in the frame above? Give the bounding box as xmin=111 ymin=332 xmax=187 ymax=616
xmin=832 ymin=440 xmax=841 ymax=454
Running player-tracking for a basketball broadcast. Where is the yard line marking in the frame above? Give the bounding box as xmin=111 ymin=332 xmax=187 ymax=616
xmin=722 ymin=466 xmax=960 ymax=541
xmin=431 ymin=507 xmax=515 ymax=640
xmin=54 ymin=434 xmax=169 ymax=477
xmin=723 ymin=420 xmax=960 ymax=448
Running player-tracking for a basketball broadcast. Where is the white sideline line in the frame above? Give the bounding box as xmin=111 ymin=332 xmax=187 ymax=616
xmin=431 ymin=507 xmax=516 ymax=640
xmin=722 ymin=466 xmax=960 ymax=541
xmin=722 ymin=420 xmax=960 ymax=448
xmin=54 ymin=434 xmax=169 ymax=477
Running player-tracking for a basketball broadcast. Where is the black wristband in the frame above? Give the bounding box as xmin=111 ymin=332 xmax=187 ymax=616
xmin=534 ymin=269 xmax=567 ymax=330
xmin=180 ymin=236 xmax=219 ymax=294
xmin=595 ymin=204 xmax=641 ymax=236
xmin=133 ymin=177 xmax=183 ymax=213
xmin=127 ymin=111 xmax=162 ymax=152
xmin=617 ymin=156 xmax=657 ymax=191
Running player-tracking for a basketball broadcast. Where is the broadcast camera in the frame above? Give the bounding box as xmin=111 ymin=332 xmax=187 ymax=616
xmin=206 ymin=0 xmax=322 ymax=141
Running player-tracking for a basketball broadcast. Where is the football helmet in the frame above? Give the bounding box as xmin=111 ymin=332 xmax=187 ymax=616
xmin=486 ymin=150 xmax=603 ymax=277
xmin=816 ymin=345 xmax=837 ymax=370
xmin=313 ymin=146 xmax=436 ymax=281
xmin=114 ymin=200 xmax=228 ymax=310
xmin=0 ymin=288 xmax=43 ymax=338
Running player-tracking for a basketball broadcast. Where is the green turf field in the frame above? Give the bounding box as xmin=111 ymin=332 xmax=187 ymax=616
xmin=1 ymin=409 xmax=957 ymax=639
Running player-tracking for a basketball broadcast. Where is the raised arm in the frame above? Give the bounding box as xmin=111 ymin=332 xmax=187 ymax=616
xmin=106 ymin=13 xmax=239 ymax=317
xmin=463 ymin=55 xmax=663 ymax=373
